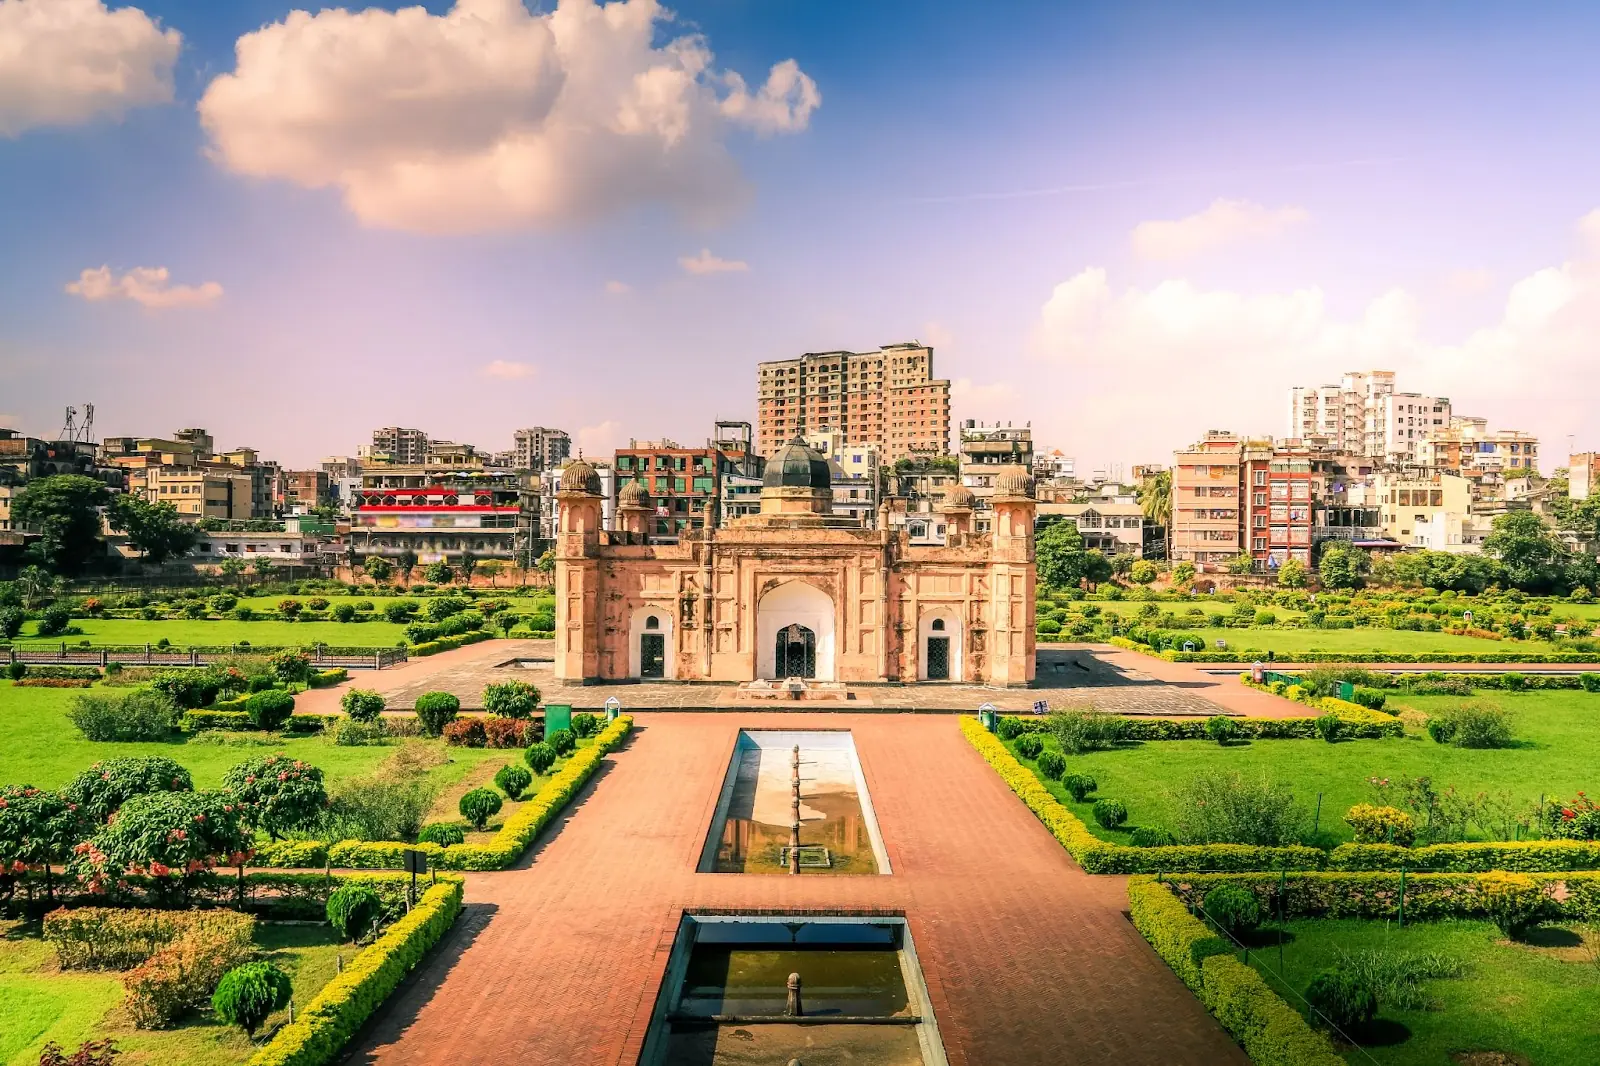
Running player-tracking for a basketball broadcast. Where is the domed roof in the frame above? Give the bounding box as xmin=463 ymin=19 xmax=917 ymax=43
xmin=618 ymin=479 xmax=650 ymax=507
xmin=942 ymin=483 xmax=976 ymax=510
xmin=559 ymin=458 xmax=602 ymax=495
xmin=993 ymin=465 xmax=1035 ymax=499
xmin=763 ymin=437 xmax=832 ymax=490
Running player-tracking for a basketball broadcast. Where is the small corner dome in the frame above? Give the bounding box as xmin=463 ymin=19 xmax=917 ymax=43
xmin=618 ymin=479 xmax=649 ymax=506
xmin=994 ymin=466 xmax=1035 ymax=499
xmin=763 ymin=437 xmax=831 ymax=490
xmin=942 ymin=483 xmax=976 ymax=510
xmin=559 ymin=458 xmax=602 ymax=495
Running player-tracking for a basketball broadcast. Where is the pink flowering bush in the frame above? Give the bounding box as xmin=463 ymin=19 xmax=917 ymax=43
xmin=71 ymin=791 xmax=251 ymax=892
xmin=63 ymin=757 xmax=193 ymax=824
xmin=222 ymin=755 xmax=327 ymax=840
xmin=0 ymin=783 xmax=85 ymax=873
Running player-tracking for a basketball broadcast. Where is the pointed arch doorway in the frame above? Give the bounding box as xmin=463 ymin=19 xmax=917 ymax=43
xmin=774 ymin=623 xmax=817 ymax=679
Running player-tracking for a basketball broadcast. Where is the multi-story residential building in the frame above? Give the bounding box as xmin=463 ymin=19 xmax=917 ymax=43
xmin=193 ymin=530 xmax=325 ymax=564
xmin=613 ymin=439 xmax=726 ymax=542
xmin=1371 ymin=471 xmax=1472 ymax=548
xmin=1170 ymin=431 xmax=1245 ymax=569
xmin=1035 ymin=502 xmax=1145 ymax=557
xmin=352 ymin=465 xmax=532 ymax=564
xmin=131 ymin=465 xmax=255 ymax=521
xmin=215 ymin=447 xmax=279 ymax=520
xmin=540 ymin=459 xmax=615 ymax=541
xmin=173 ymin=428 xmax=215 ymax=458
xmin=755 ymin=341 xmax=951 ymax=462
xmin=720 ymin=473 xmax=765 ymax=524
xmin=321 ymin=455 xmax=362 ymax=480
xmin=1034 ymin=449 xmax=1076 ymax=482
xmin=370 ymin=427 xmax=430 ymax=466
xmin=959 ymin=422 xmax=1033 ymax=533
xmin=1380 ymin=392 xmax=1451 ymax=464
xmin=892 ymin=458 xmax=961 ymax=532
xmin=512 ymin=427 xmax=571 ymax=473
xmin=1419 ymin=418 xmax=1539 ymax=478
xmin=1288 ymin=370 xmax=1397 ymax=457
xmin=282 ymin=469 xmax=331 ymax=512
xmin=1571 ymin=452 xmax=1600 ymax=500
xmin=805 ymin=429 xmax=880 ymax=527
xmin=1240 ymin=440 xmax=1326 ymax=569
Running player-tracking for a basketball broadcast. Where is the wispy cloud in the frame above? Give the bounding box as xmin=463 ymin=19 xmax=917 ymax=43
xmin=65 ymin=266 xmax=223 ymax=309
xmin=679 ymin=248 xmax=749 ymax=275
xmin=604 ymin=279 xmax=632 ymax=294
xmin=481 ymin=359 xmax=535 ymax=380
xmin=577 ymin=419 xmax=623 ymax=457
xmin=1131 ymin=199 xmax=1308 ymax=261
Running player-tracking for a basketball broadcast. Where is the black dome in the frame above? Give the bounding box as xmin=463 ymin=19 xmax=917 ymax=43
xmin=763 ymin=437 xmax=832 ymax=490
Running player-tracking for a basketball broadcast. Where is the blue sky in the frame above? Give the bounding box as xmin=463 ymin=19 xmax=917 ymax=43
xmin=3 ymin=0 xmax=1599 ymax=470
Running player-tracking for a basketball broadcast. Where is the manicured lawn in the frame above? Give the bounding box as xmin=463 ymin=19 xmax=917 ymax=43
xmin=1006 ymin=692 xmax=1600 ymax=845
xmin=1157 ymin=626 xmax=1561 ymax=657
xmin=0 ymin=687 xmax=501 ymax=792
xmin=0 ymin=919 xmax=347 ymax=1066
xmin=1244 ymin=918 xmax=1600 ymax=1065
xmin=15 ymin=617 xmax=411 ymax=649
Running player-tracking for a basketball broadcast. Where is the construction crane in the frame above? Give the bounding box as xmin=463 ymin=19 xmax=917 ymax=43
xmin=58 ymin=403 xmax=95 ymax=444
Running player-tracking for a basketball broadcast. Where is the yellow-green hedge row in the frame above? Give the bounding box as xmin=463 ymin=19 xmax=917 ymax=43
xmin=1127 ymin=877 xmax=1345 ymax=1066
xmin=1239 ymin=678 xmax=1405 ymax=735
xmin=267 ymin=716 xmax=634 ymax=872
xmin=409 ymin=631 xmax=491 ymax=657
xmin=249 ymin=877 xmax=464 ymax=1066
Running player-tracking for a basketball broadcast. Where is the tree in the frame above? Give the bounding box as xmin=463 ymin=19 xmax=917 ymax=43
xmin=1139 ymin=470 xmax=1172 ymax=527
xmin=212 ymin=961 xmax=292 ymax=1036
xmin=396 ymin=548 xmax=418 ymax=585
xmin=423 ymin=561 xmax=453 ymax=584
xmin=477 ymin=560 xmax=504 ymax=587
xmin=218 ymin=557 xmax=247 ymax=586
xmin=71 ymin=789 xmax=252 ymax=884
xmin=1035 ymin=522 xmax=1112 ymax=589
xmin=16 ymin=564 xmax=59 ymax=608
xmin=363 ymin=555 xmax=394 ymax=583
xmin=1483 ymin=511 xmax=1569 ymax=593
xmin=0 ymin=784 xmax=86 ymax=893
xmin=1110 ymin=553 xmax=1136 ymax=577
xmin=107 ymin=495 xmax=199 ymax=565
xmin=1276 ymin=559 xmax=1307 ymax=588
xmin=482 ymin=680 xmax=539 ymax=718
xmin=63 ymin=757 xmax=194 ymax=823
xmin=249 ymin=556 xmax=274 ymax=583
xmin=1172 ymin=561 xmax=1196 ymax=585
xmin=1317 ymin=540 xmax=1369 ymax=590
xmin=223 ymin=755 xmax=327 ymax=840
xmin=459 ymin=550 xmax=478 ymax=585
xmin=1128 ymin=559 xmax=1158 ymax=584
xmin=9 ymin=475 xmax=110 ymax=575
xmin=536 ymin=549 xmax=555 ymax=574
xmin=1224 ymin=552 xmax=1255 ymax=576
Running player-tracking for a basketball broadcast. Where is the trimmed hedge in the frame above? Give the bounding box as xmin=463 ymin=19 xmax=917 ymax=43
xmin=308 ymin=668 xmax=349 ymax=688
xmin=264 ymin=716 xmax=634 ymax=871
xmin=410 ymin=631 xmax=492 ymax=657
xmin=1128 ymin=877 xmax=1344 ymax=1066
xmin=182 ymin=710 xmax=252 ymax=731
xmin=248 ymin=878 xmax=463 ymax=1066
xmin=253 ymin=839 xmax=331 ymax=868
xmin=1234 ymin=680 xmax=1405 ymax=736
xmin=1327 ymin=840 xmax=1600 ymax=873
xmin=997 ymin=707 xmax=1401 ymax=742
xmin=1111 ymin=635 xmax=1600 ymax=664
xmin=960 ymin=718 xmax=1325 ymax=874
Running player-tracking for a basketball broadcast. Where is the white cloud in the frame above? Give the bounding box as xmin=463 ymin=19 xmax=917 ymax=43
xmin=679 ymin=248 xmax=747 ymax=275
xmin=1130 ymin=199 xmax=1309 ymax=262
xmin=481 ymin=359 xmax=534 ymax=379
xmin=65 ymin=265 xmax=222 ymax=309
xmin=1443 ymin=268 xmax=1495 ymax=296
xmin=197 ymin=0 xmax=820 ymax=233
xmin=921 ymin=321 xmax=955 ymax=351
xmin=604 ymin=279 xmax=632 ymax=294
xmin=0 ymin=0 xmax=180 ymax=137
xmin=950 ymin=377 xmax=1019 ymax=423
xmin=576 ymin=419 xmax=623 ymax=457
xmin=1028 ymin=209 xmax=1600 ymax=465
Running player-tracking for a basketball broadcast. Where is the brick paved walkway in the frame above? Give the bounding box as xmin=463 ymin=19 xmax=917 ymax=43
xmin=345 ymin=713 xmax=1245 ymax=1066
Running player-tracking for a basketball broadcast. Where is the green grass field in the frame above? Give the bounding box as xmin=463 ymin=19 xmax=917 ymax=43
xmin=1006 ymin=692 xmax=1600 ymax=846
xmin=1244 ymin=918 xmax=1600 ymax=1065
xmin=1153 ymin=627 xmax=1561 ymax=657
xmin=0 ymin=919 xmax=346 ymax=1066
xmin=15 ymin=617 xmax=412 ymax=648
xmin=0 ymin=687 xmax=503 ymax=792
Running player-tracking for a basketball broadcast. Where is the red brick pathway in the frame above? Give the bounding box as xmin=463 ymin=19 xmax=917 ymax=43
xmin=345 ymin=713 xmax=1245 ymax=1066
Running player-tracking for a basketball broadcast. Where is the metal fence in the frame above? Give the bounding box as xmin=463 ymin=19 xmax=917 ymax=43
xmin=5 ymin=643 xmax=407 ymax=670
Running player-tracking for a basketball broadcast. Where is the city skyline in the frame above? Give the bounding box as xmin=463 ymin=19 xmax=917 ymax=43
xmin=4 ymin=0 xmax=1600 ymax=468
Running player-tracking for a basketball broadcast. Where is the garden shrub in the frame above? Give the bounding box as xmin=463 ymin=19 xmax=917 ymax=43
xmin=1425 ymin=716 xmax=1458 ymax=744
xmin=122 ymin=911 xmax=256 ymax=1028
xmin=1204 ymin=715 xmax=1238 ymax=745
xmin=149 ymin=669 xmax=227 ymax=709
xmin=327 ymin=718 xmax=387 ymax=746
xmin=1343 ymin=804 xmax=1416 ymax=847
xmin=571 ymin=712 xmax=601 ymax=738
xmin=413 ymin=691 xmax=460 ymax=736
xmin=322 ymin=767 xmax=438 ymax=843
xmin=340 ymin=688 xmax=386 ymax=722
xmin=1047 ymin=707 xmax=1125 ymax=753
xmin=1304 ymin=969 xmax=1377 ymax=1034
xmin=0 ymin=606 xmax=25 ymax=640
xmin=1432 ymin=701 xmax=1515 ymax=749
xmin=64 ymin=756 xmax=192 ymax=823
xmin=459 ymin=787 xmax=503 ymax=830
xmin=1035 ymin=750 xmax=1066 ymax=779
xmin=1202 ymin=883 xmax=1261 ymax=939
xmin=416 ymin=823 xmax=466 ymax=847
xmin=1013 ymin=733 xmax=1044 ymax=759
xmin=1313 ymin=713 xmax=1341 ymax=742
xmin=382 ymin=600 xmax=417 ymax=623
xmin=1478 ymin=871 xmax=1548 ymax=937
xmin=1538 ymin=792 xmax=1600 ymax=841
xmin=442 ymin=717 xmax=486 ymax=747
xmin=494 ymin=763 xmax=533 ymax=800
xmin=546 ymin=727 xmax=576 ymax=756
xmin=1093 ymin=798 xmax=1128 ymax=829
xmin=326 ymin=882 xmax=384 ymax=942
xmin=39 ymin=603 xmax=73 ymax=636
xmin=1063 ymin=773 xmax=1097 ymax=801
xmin=7 ymin=660 xmax=28 ymax=680
xmin=212 ymin=960 xmax=292 ymax=1035
xmin=332 ymin=602 xmax=356 ymax=622
xmin=483 ymin=717 xmax=528 ymax=749
xmin=1131 ymin=826 xmax=1176 ymax=848
xmin=482 ymin=680 xmax=539 ymax=719
xmin=523 ymin=742 xmax=556 ymax=774
xmin=1349 ymin=687 xmax=1388 ymax=711
xmin=245 ymin=689 xmax=296 ymax=730
xmin=1173 ymin=771 xmax=1311 ymax=847
xmin=995 ymin=715 xmax=1026 ymax=740
xmin=1580 ymin=672 xmax=1600 ymax=692
xmin=67 ymin=690 xmax=178 ymax=742
xmin=223 ymin=755 xmax=327 ymax=840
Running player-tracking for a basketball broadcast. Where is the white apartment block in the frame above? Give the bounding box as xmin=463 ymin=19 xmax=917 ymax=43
xmin=1289 ymin=370 xmax=1397 ymax=456
xmin=1380 ymin=392 xmax=1451 ymax=464
xmin=804 ymin=429 xmax=881 ymax=527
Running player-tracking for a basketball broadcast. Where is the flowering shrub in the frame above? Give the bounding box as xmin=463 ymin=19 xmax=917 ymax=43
xmin=1343 ymin=804 xmax=1416 ymax=847
xmin=1540 ymin=792 xmax=1600 ymax=841
xmin=72 ymin=790 xmax=252 ymax=889
xmin=123 ymin=912 xmax=255 ymax=1028
xmin=0 ymin=784 xmax=85 ymax=872
xmin=270 ymin=650 xmax=313 ymax=688
xmin=223 ymin=755 xmax=328 ymax=840
xmin=64 ymin=757 xmax=193 ymax=823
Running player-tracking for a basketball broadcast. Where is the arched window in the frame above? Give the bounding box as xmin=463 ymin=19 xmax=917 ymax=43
xmin=931 ymin=618 xmax=945 ymax=631
xmin=645 ymin=615 xmax=659 ymax=630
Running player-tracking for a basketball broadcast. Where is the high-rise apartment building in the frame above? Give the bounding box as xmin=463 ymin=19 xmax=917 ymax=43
xmin=1380 ymin=392 xmax=1451 ymax=464
xmin=1288 ymin=370 xmax=1396 ymax=457
xmin=369 ymin=427 xmax=429 ymax=465
xmin=755 ymin=342 xmax=950 ymax=463
xmin=512 ymin=427 xmax=571 ymax=472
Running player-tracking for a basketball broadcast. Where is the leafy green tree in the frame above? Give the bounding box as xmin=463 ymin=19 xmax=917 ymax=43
xmin=63 ymin=756 xmax=194 ymax=823
xmin=219 ymin=557 xmax=248 ymax=586
xmin=249 ymin=556 xmax=274 ymax=582
xmin=1317 ymin=540 xmax=1369 ymax=590
xmin=15 ymin=565 xmax=59 ymax=608
xmin=459 ymin=550 xmax=478 ymax=584
xmin=362 ymin=555 xmax=394 ymax=583
xmin=1483 ymin=511 xmax=1569 ymax=593
xmin=477 ymin=560 xmax=504 ymax=587
xmin=1128 ymin=559 xmax=1158 ymax=584
xmin=1172 ymin=560 xmax=1196 ymax=584
xmin=1223 ymin=552 xmax=1255 ymax=576
xmin=1035 ymin=522 xmax=1112 ymax=589
xmin=1276 ymin=559 xmax=1307 ymax=588
xmin=1138 ymin=469 xmax=1172 ymax=557
xmin=482 ymin=680 xmax=539 ymax=718
xmin=396 ymin=548 xmax=419 ymax=584
xmin=0 ymin=784 xmax=86 ymax=889
xmin=107 ymin=494 xmax=199 ymax=565
xmin=536 ymin=549 xmax=555 ymax=574
xmin=424 ymin=561 xmax=453 ymax=584
xmin=223 ymin=755 xmax=327 ymax=840
xmin=10 ymin=475 xmax=110 ymax=575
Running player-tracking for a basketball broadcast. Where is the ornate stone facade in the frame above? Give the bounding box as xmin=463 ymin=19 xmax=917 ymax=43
xmin=553 ymin=440 xmax=1035 ymax=687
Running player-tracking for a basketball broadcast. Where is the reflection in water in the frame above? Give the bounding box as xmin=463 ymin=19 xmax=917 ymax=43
xmin=713 ymin=745 xmax=877 ymax=875
xmin=679 ymin=947 xmax=911 ymax=1018
xmin=664 ymin=1024 xmax=924 ymax=1066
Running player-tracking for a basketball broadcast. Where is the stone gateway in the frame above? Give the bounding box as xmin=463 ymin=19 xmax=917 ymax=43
xmin=553 ymin=438 xmax=1036 ymax=687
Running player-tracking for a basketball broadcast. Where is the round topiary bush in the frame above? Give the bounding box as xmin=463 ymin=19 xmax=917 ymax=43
xmin=482 ymin=680 xmax=540 ymax=719
xmin=245 ymin=689 xmax=296 ymax=731
xmin=494 ymin=763 xmax=533 ymax=800
xmin=1063 ymin=773 xmax=1098 ymax=802
xmin=1130 ymin=825 xmax=1176 ymax=848
xmin=417 ymin=822 xmax=466 ymax=847
xmin=524 ymin=742 xmax=556 ymax=774
xmin=1092 ymin=798 xmax=1128 ymax=829
xmin=326 ymin=882 xmax=383 ymax=942
xmin=212 ymin=961 xmax=293 ymax=1035
xmin=546 ymin=727 xmax=576 ymax=756
xmin=1305 ymin=968 xmax=1377 ymax=1033
xmin=1202 ymin=884 xmax=1262 ymax=938
xmin=1035 ymin=751 xmax=1066 ymax=780
xmin=571 ymin=712 xmax=601 ymax=738
xmin=340 ymin=688 xmax=385 ymax=722
xmin=413 ymin=691 xmax=461 ymax=737
xmin=1013 ymin=734 xmax=1044 ymax=759
xmin=459 ymin=787 xmax=503 ymax=830
xmin=1204 ymin=715 xmax=1239 ymax=746
xmin=1314 ymin=713 xmax=1342 ymax=743
xmin=995 ymin=716 xmax=1025 ymax=740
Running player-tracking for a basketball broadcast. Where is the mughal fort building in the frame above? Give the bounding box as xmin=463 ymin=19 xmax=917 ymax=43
xmin=552 ymin=437 xmax=1036 ymax=687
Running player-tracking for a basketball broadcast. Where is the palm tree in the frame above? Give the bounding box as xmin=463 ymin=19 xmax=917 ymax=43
xmin=1139 ymin=470 xmax=1172 ymax=558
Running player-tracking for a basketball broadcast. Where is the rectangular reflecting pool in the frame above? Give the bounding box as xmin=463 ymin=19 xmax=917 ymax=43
xmin=639 ymin=916 xmax=948 ymax=1066
xmin=698 ymin=730 xmax=889 ymax=876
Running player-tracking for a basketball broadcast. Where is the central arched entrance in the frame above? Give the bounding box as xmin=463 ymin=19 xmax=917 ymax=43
xmin=756 ymin=581 xmax=835 ymax=680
